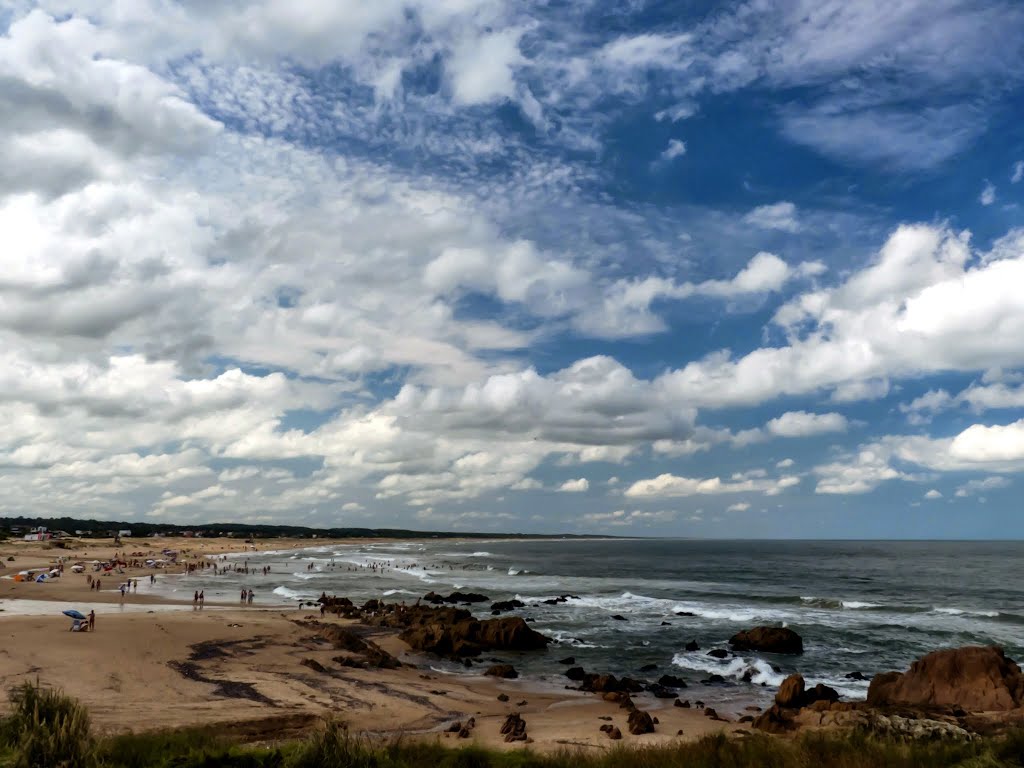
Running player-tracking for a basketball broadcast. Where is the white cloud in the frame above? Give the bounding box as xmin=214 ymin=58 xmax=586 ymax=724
xmin=624 ymin=470 xmax=798 ymax=498
xmin=658 ymin=138 xmax=687 ymax=162
xmin=448 ymin=29 xmax=523 ymax=106
xmin=558 ymin=477 xmax=589 ymax=493
xmin=1013 ymin=161 xmax=1023 ymax=184
xmin=341 ymin=502 xmax=364 ymax=512
xmin=744 ymin=202 xmax=800 ymax=233
xmin=924 ymin=489 xmax=942 ymax=500
xmin=765 ymin=411 xmax=848 ymax=438
xmin=980 ymin=181 xmax=996 ymax=206
xmin=776 ymin=458 xmax=794 ymax=468
xmin=726 ymin=502 xmax=751 ymax=512
xmin=581 ymin=508 xmax=677 ymax=527
xmin=955 ymin=477 xmax=1011 ymax=497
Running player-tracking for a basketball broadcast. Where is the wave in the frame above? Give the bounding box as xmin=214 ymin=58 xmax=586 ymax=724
xmin=671 ymin=652 xmax=786 ymax=687
xmin=382 ymin=589 xmax=417 ymax=596
xmin=272 ymin=586 xmax=303 ymax=600
xmin=932 ymin=606 xmax=1000 ymax=618
xmin=508 ymin=568 xmax=532 ymax=576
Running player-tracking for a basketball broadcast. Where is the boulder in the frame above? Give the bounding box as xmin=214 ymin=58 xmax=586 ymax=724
xmin=627 ymin=709 xmax=655 ymax=735
xmin=707 ymin=649 xmax=729 ymax=659
xmin=500 ymin=713 xmax=528 ymax=742
xmin=497 ymin=693 xmax=510 ymax=702
xmin=646 ymin=684 xmax=677 ymax=699
xmin=674 ymin=699 xmax=691 ymax=708
xmin=753 ymin=704 xmax=798 ymax=734
xmin=611 ymin=614 xmax=628 ymax=621
xmin=685 ymin=640 xmax=700 ymax=652
xmin=485 ymin=664 xmax=519 ymax=679
xmin=558 ymin=656 xmax=576 ymax=665
xmin=607 ymin=726 xmax=622 ymax=740
xmin=804 ymin=683 xmax=840 ymax=707
xmin=775 ymin=674 xmax=805 ymax=708
xmin=867 ymin=646 xmax=1024 ymax=713
xmin=565 ymin=666 xmax=587 ymax=681
xmin=659 ymin=674 xmax=687 ymax=688
xmin=639 ymin=663 xmax=658 ymax=672
xmin=729 ymin=626 xmax=804 ymax=655
xmin=300 ymin=658 xmax=328 ymax=673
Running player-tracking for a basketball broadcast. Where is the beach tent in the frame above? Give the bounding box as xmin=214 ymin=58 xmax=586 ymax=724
xmin=70 ymin=565 xmax=85 ymax=573
xmin=35 ymin=573 xmax=48 ymax=582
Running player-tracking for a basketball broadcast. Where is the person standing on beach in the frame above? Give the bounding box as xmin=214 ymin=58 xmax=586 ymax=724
xmin=193 ymin=590 xmax=199 ymax=607
xmin=88 ymin=610 xmax=95 ymax=632
xmin=247 ymin=589 xmax=254 ymax=605
xmin=199 ymin=590 xmax=205 ymax=608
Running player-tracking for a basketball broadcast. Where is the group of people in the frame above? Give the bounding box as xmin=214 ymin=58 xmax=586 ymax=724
xmin=193 ymin=589 xmax=205 ymax=607
xmin=240 ymin=588 xmax=255 ymax=605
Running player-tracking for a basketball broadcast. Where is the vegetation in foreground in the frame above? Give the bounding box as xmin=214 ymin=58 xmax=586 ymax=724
xmin=4 ymin=682 xmax=1024 ymax=768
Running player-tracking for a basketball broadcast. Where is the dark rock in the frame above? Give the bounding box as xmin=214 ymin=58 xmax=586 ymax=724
xmin=399 ymin=614 xmax=549 ymax=657
xmin=804 ymin=683 xmax=840 ymax=707
xmin=627 ymin=709 xmax=655 ymax=735
xmin=661 ymin=621 xmax=671 ymax=626
xmin=646 ymin=684 xmax=677 ymax=699
xmin=640 ymin=663 xmax=658 ymax=672
xmin=565 ymin=666 xmax=587 ymax=681
xmin=485 ymin=664 xmax=519 ymax=679
xmin=707 ymin=649 xmax=729 ymax=659
xmin=558 ymin=656 xmax=576 ymax=665
xmin=685 ymin=640 xmax=700 ymax=652
xmin=674 ymin=699 xmax=690 ymax=708
xmin=729 ymin=626 xmax=803 ymax=655
xmin=497 ymin=693 xmax=510 ymax=702
xmin=491 ymin=599 xmax=526 ymax=613
xmin=702 ymin=674 xmax=725 ymax=685
xmin=620 ymin=677 xmax=645 ymax=693
xmin=659 ymin=674 xmax=687 ymax=688
xmin=607 ymin=726 xmax=622 ymax=740
xmin=752 ymin=704 xmax=797 ymax=733
xmin=775 ymin=674 xmax=806 ymax=708
xmin=611 ymin=614 xmax=628 ymax=621
xmin=500 ymin=713 xmax=528 ymax=742
xmin=739 ymin=715 xmax=754 ymax=723
xmin=845 ymin=671 xmax=867 ymax=681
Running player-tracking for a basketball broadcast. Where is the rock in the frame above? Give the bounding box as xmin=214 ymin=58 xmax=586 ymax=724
xmin=565 ymin=666 xmax=587 ymax=681
xmin=739 ymin=715 xmax=754 ymax=723
xmin=704 ymin=708 xmax=720 ymax=720
xmin=490 ymin=599 xmax=526 ymax=613
xmin=646 ymin=684 xmax=677 ymax=699
xmin=707 ymin=648 xmax=729 ymax=659
xmin=685 ymin=640 xmax=700 ymax=652
xmin=620 ymin=677 xmax=645 ymax=693
xmin=659 ymin=674 xmax=687 ymax=688
xmin=863 ymin=713 xmax=975 ymax=742
xmin=516 ymin=700 xmax=527 ymax=706
xmin=702 ymin=674 xmax=725 ymax=685
xmin=333 ymin=655 xmax=365 ymax=669
xmin=652 ymin=717 xmax=659 ymax=725
xmin=695 ymin=701 xmax=704 ymax=709
xmin=300 ymin=658 xmax=328 ymax=673
xmin=602 ymin=691 xmax=630 ymax=704
xmin=500 ymin=713 xmax=528 ymax=742
xmin=458 ymin=726 xmax=471 ymax=738
xmin=497 ymin=693 xmax=510 ymax=702
xmin=639 ymin=663 xmax=658 ymax=672
xmin=485 ymin=664 xmax=519 ymax=679
xmin=867 ymin=646 xmax=1024 ymax=713
xmin=674 ymin=699 xmax=690 ymax=708
xmin=729 ymin=627 xmax=804 ymax=655
xmin=608 ymin=726 xmax=622 ymax=740
xmin=582 ymin=674 xmax=622 ymax=693
xmin=804 ymin=683 xmax=840 ymax=707
xmin=599 ymin=724 xmax=613 ymax=733
xmin=557 ymin=656 xmax=576 ymax=665
xmin=627 ymin=709 xmax=655 ymax=735
xmin=846 ymin=671 xmax=867 ymax=681
xmin=611 ymin=614 xmax=628 ymax=621
xmin=398 ymin=614 xmax=550 ymax=657
xmin=775 ymin=674 xmax=806 ymax=708
xmin=446 ymin=721 xmax=462 ymax=733
xmin=753 ymin=704 xmax=798 ymax=734
xmin=661 ymin=621 xmax=671 ymax=626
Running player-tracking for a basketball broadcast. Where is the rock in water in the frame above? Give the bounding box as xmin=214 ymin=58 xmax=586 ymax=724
xmin=867 ymin=645 xmax=1024 ymax=712
xmin=627 ymin=709 xmax=655 ymax=735
xmin=729 ymin=627 xmax=804 ymax=655
xmin=485 ymin=664 xmax=519 ymax=679
xmin=607 ymin=726 xmax=622 ymax=740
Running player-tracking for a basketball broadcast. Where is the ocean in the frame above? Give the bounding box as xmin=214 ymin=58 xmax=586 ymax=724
xmin=152 ymin=538 xmax=1024 ymax=708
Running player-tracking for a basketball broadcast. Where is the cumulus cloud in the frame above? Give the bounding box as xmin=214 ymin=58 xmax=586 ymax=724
xmin=624 ymin=470 xmax=799 ymax=498
xmin=924 ymin=489 xmax=943 ymax=499
xmin=657 ymin=138 xmax=687 ymax=163
xmin=1014 ymin=161 xmax=1024 ymax=184
xmin=955 ymin=477 xmax=1011 ymax=497
xmin=744 ymin=202 xmax=800 ymax=233
xmin=765 ymin=411 xmax=848 ymax=438
xmin=558 ymin=477 xmax=590 ymax=493
xmin=726 ymin=502 xmax=751 ymax=512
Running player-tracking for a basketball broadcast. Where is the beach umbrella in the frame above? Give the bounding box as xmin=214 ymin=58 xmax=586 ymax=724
xmin=63 ymin=609 xmax=87 ymax=620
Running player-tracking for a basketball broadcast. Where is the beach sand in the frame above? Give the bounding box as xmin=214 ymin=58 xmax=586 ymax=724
xmin=0 ymin=536 xmax=744 ymax=751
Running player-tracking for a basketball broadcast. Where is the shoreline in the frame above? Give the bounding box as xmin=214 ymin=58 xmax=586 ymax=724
xmin=0 ymin=535 xmax=747 ymax=750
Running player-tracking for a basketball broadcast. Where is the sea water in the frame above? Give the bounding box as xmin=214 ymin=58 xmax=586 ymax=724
xmin=150 ymin=539 xmax=1024 ymax=708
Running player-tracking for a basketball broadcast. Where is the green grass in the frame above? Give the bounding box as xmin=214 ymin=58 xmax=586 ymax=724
xmin=2 ymin=685 xmax=1024 ymax=768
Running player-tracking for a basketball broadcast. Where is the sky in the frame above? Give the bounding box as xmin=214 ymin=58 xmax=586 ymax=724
xmin=2 ymin=1 xmax=1024 ymax=538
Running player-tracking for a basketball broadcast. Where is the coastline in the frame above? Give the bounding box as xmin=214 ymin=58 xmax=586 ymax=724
xmin=0 ymin=535 xmax=745 ymax=750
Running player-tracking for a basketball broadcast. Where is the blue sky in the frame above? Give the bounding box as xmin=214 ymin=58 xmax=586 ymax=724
xmin=2 ymin=1 xmax=1024 ymax=537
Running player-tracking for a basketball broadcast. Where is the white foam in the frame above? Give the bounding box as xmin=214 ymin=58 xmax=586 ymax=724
xmin=272 ymin=586 xmax=303 ymax=600
xmin=671 ymin=652 xmax=786 ymax=687
xmin=841 ymin=601 xmax=882 ymax=610
xmin=933 ymin=606 xmax=999 ymax=617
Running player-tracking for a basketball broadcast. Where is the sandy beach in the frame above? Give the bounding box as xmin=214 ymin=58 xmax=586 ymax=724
xmin=0 ymin=536 xmax=742 ymax=751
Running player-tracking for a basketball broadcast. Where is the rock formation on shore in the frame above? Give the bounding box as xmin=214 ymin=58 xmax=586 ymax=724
xmin=867 ymin=646 xmax=1024 ymax=712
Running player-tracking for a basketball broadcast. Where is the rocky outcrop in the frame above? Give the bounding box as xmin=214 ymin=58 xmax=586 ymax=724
xmin=775 ymin=674 xmax=806 ymax=708
xmin=729 ymin=626 xmax=804 ymax=655
xmin=490 ymin=599 xmax=526 ymax=613
xmin=867 ymin=646 xmax=1024 ymax=713
xmin=424 ymin=591 xmax=490 ymax=604
xmin=399 ymin=614 xmax=549 ymax=658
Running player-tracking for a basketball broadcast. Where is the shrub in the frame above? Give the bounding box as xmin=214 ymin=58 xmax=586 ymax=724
xmin=3 ymin=681 xmax=95 ymax=768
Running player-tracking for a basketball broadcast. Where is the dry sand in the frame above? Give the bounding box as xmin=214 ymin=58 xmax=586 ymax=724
xmin=0 ymin=536 xmax=744 ymax=752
